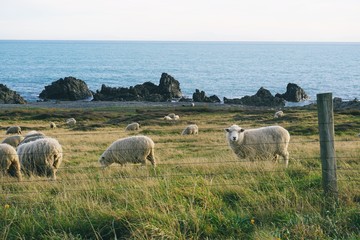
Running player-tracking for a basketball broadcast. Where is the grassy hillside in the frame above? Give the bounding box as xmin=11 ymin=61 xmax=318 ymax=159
xmin=0 ymin=104 xmax=359 ymax=239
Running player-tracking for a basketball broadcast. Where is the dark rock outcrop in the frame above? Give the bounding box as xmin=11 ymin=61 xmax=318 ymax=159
xmin=333 ymin=97 xmax=360 ymax=110
xmin=275 ymin=83 xmax=309 ymax=102
xmin=0 ymin=84 xmax=27 ymax=104
xmin=93 ymin=73 xmax=182 ymax=102
xmin=192 ymin=89 xmax=221 ymax=103
xmin=39 ymin=76 xmax=92 ymax=101
xmin=224 ymin=87 xmax=285 ymax=107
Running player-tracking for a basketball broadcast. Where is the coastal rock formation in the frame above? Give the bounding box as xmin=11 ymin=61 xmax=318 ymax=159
xmin=39 ymin=76 xmax=93 ymax=101
xmin=92 ymin=73 xmax=182 ymax=102
xmin=333 ymin=97 xmax=360 ymax=110
xmin=192 ymin=89 xmax=221 ymax=103
xmin=0 ymin=84 xmax=27 ymax=104
xmin=275 ymin=83 xmax=309 ymax=102
xmin=224 ymin=87 xmax=285 ymax=107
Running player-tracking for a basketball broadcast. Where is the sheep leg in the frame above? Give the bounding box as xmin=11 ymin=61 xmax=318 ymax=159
xmin=146 ymin=152 xmax=156 ymax=167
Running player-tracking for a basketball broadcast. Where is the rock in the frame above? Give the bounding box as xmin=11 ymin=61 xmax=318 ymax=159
xmin=333 ymin=97 xmax=360 ymax=110
xmin=224 ymin=87 xmax=285 ymax=107
xmin=0 ymin=84 xmax=27 ymax=104
xmin=275 ymin=83 xmax=309 ymax=102
xmin=158 ymin=73 xmax=182 ymax=99
xmin=192 ymin=89 xmax=221 ymax=103
xmin=93 ymin=73 xmax=182 ymax=102
xmin=39 ymin=76 xmax=92 ymax=101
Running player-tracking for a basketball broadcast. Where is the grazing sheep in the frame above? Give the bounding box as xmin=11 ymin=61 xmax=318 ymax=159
xmin=163 ymin=116 xmax=172 ymax=120
xmin=50 ymin=122 xmax=57 ymax=129
xmin=225 ymin=125 xmax=290 ymax=167
xmin=181 ymin=124 xmax=199 ymax=135
xmin=6 ymin=126 xmax=22 ymax=135
xmin=17 ymin=138 xmax=63 ymax=180
xmin=125 ymin=122 xmax=140 ymax=131
xmin=19 ymin=131 xmax=46 ymax=145
xmin=274 ymin=110 xmax=284 ymax=118
xmin=0 ymin=143 xmax=22 ymax=180
xmin=1 ymin=135 xmax=24 ymax=148
xmin=66 ymin=118 xmax=76 ymax=125
xmin=99 ymin=135 xmax=156 ymax=167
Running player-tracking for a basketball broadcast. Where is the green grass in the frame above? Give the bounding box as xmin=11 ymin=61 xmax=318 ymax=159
xmin=0 ymin=105 xmax=359 ymax=239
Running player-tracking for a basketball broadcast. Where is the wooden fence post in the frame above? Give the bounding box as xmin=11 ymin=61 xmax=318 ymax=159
xmin=317 ymin=93 xmax=338 ymax=207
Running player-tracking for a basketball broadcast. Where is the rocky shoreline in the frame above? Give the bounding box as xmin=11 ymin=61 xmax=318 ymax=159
xmin=1 ymin=73 xmax=358 ymax=110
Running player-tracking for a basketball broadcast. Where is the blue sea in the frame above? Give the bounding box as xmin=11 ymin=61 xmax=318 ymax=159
xmin=0 ymin=40 xmax=359 ymax=104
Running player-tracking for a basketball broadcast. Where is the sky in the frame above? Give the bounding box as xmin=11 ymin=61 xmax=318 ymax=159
xmin=1 ymin=0 xmax=359 ymax=41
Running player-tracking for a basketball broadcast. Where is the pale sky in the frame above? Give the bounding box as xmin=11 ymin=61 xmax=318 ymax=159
xmin=1 ymin=0 xmax=359 ymax=41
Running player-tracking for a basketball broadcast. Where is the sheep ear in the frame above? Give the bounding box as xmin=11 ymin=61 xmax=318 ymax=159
xmin=225 ymin=128 xmax=230 ymax=132
xmin=240 ymin=128 xmax=245 ymax=132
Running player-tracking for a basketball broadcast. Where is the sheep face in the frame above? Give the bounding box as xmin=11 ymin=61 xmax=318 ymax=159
xmin=225 ymin=125 xmax=245 ymax=142
xmin=99 ymin=155 xmax=112 ymax=167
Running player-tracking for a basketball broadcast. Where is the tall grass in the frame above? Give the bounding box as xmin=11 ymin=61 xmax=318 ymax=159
xmin=0 ymin=105 xmax=359 ymax=239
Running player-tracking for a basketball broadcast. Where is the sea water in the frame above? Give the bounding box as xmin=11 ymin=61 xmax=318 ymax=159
xmin=0 ymin=40 xmax=359 ymax=103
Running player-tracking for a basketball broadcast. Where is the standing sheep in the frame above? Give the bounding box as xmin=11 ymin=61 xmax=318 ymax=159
xmin=125 ymin=122 xmax=140 ymax=131
xmin=99 ymin=135 xmax=156 ymax=167
xmin=0 ymin=143 xmax=22 ymax=180
xmin=6 ymin=126 xmax=22 ymax=135
xmin=17 ymin=138 xmax=63 ymax=180
xmin=50 ymin=122 xmax=57 ymax=129
xmin=66 ymin=118 xmax=76 ymax=125
xmin=19 ymin=131 xmax=46 ymax=145
xmin=274 ymin=110 xmax=284 ymax=118
xmin=1 ymin=135 xmax=24 ymax=148
xmin=181 ymin=124 xmax=199 ymax=135
xmin=225 ymin=124 xmax=290 ymax=167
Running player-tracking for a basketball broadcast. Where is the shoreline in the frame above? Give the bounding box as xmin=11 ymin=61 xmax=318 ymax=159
xmin=0 ymin=100 xmax=315 ymax=110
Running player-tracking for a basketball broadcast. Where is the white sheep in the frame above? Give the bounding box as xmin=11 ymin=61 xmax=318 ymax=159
xmin=66 ymin=118 xmax=76 ymax=125
xmin=0 ymin=143 xmax=22 ymax=180
xmin=125 ymin=122 xmax=140 ymax=131
xmin=6 ymin=126 xmax=22 ymax=135
xmin=274 ymin=110 xmax=284 ymax=118
xmin=225 ymin=124 xmax=290 ymax=167
xmin=17 ymin=138 xmax=63 ymax=180
xmin=99 ymin=135 xmax=156 ymax=167
xmin=50 ymin=122 xmax=57 ymax=129
xmin=19 ymin=131 xmax=46 ymax=145
xmin=181 ymin=124 xmax=199 ymax=135
xmin=1 ymin=135 xmax=24 ymax=148
xmin=167 ymin=113 xmax=176 ymax=119
xmin=173 ymin=115 xmax=180 ymax=120
xmin=163 ymin=116 xmax=172 ymax=120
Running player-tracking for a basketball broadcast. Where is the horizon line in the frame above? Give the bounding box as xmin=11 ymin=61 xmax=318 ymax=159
xmin=0 ymin=39 xmax=360 ymax=44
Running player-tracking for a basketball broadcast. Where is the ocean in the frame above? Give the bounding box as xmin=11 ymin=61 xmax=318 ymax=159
xmin=0 ymin=40 xmax=359 ymax=104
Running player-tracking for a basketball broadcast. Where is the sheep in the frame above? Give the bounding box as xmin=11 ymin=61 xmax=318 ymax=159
xmin=19 ymin=131 xmax=46 ymax=145
xmin=0 ymin=143 xmax=22 ymax=180
xmin=99 ymin=135 xmax=156 ymax=168
xmin=6 ymin=126 xmax=22 ymax=135
xmin=181 ymin=124 xmax=199 ymax=135
xmin=125 ymin=122 xmax=140 ymax=131
xmin=167 ymin=113 xmax=176 ymax=119
xmin=274 ymin=110 xmax=284 ymax=118
xmin=1 ymin=135 xmax=24 ymax=148
xmin=225 ymin=124 xmax=290 ymax=167
xmin=17 ymin=137 xmax=63 ymax=180
xmin=165 ymin=113 xmax=180 ymax=120
xmin=50 ymin=122 xmax=57 ymax=129
xmin=66 ymin=118 xmax=76 ymax=125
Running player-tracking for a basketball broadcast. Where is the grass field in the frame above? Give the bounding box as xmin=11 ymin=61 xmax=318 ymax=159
xmin=0 ymin=104 xmax=359 ymax=239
